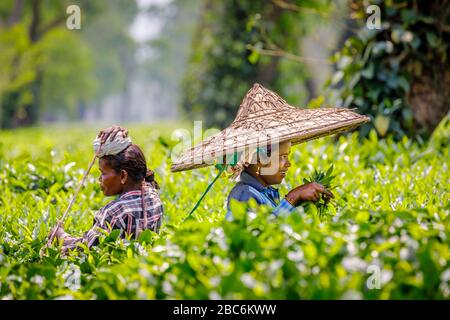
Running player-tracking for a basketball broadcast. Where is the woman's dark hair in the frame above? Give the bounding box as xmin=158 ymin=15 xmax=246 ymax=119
xmin=101 ymin=144 xmax=159 ymax=189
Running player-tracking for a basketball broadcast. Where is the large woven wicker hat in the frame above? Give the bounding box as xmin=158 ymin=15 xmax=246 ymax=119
xmin=171 ymin=83 xmax=370 ymax=172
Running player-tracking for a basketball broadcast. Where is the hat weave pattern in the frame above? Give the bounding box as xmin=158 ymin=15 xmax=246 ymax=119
xmin=171 ymin=83 xmax=370 ymax=172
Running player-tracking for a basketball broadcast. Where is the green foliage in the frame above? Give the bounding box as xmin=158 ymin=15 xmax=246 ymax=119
xmin=0 ymin=23 xmax=41 ymax=127
xmin=327 ymin=0 xmax=450 ymax=140
xmin=0 ymin=0 xmax=139 ymax=127
xmin=303 ymin=165 xmax=336 ymax=218
xmin=39 ymin=29 xmax=97 ymax=118
xmin=139 ymin=0 xmax=202 ymax=114
xmin=182 ymin=0 xmax=327 ymax=127
xmin=0 ymin=119 xmax=449 ymax=299
xmin=80 ymin=0 xmax=138 ymax=104
xmin=304 ymin=165 xmax=335 ymax=190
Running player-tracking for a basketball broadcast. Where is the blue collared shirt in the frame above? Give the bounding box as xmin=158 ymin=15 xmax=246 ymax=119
xmin=226 ymin=171 xmax=296 ymax=219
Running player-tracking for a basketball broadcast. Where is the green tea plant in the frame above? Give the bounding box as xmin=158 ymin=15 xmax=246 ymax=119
xmin=302 ymin=165 xmax=336 ymax=218
xmin=0 ymin=119 xmax=448 ymax=299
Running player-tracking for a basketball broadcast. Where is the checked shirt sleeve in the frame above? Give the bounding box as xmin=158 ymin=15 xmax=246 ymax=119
xmin=145 ymin=189 xmax=163 ymax=233
xmin=60 ymin=186 xmax=163 ymax=253
xmin=60 ymin=207 xmax=112 ymax=252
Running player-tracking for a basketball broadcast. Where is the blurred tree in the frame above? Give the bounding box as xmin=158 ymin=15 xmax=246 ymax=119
xmin=182 ymin=0 xmax=330 ymax=127
xmin=80 ymin=0 xmax=138 ymax=122
xmin=327 ymin=0 xmax=450 ymax=139
xmin=138 ymin=0 xmax=202 ymax=119
xmin=0 ymin=22 xmax=37 ymax=128
xmin=0 ymin=0 xmax=138 ymax=128
xmin=38 ymin=28 xmax=97 ymax=121
xmin=0 ymin=0 xmax=95 ymax=127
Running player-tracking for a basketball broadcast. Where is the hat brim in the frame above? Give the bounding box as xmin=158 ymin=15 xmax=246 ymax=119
xmin=170 ymin=107 xmax=370 ymax=172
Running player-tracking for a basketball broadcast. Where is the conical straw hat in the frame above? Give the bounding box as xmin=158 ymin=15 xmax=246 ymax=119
xmin=171 ymin=83 xmax=370 ymax=172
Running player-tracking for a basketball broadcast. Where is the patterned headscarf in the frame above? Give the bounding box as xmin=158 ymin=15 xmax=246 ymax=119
xmin=92 ymin=131 xmax=132 ymax=157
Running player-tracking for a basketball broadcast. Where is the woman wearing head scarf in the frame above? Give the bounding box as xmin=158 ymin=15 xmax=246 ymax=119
xmin=51 ymin=126 xmax=163 ymax=253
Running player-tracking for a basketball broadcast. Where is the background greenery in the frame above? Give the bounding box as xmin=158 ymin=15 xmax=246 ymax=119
xmin=182 ymin=0 xmax=330 ymax=127
xmin=0 ymin=0 xmax=141 ymax=127
xmin=326 ymin=0 xmax=450 ymax=140
xmin=1 ymin=0 xmax=448 ymax=139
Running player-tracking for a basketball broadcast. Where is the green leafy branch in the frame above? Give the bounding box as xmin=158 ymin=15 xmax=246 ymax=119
xmin=302 ymin=165 xmax=337 ymax=218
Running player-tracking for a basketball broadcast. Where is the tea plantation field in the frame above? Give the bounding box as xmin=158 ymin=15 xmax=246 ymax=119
xmin=0 ymin=120 xmax=449 ymax=299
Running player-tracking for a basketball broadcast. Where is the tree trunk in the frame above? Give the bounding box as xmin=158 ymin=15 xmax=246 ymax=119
xmin=408 ymin=66 xmax=450 ymax=133
xmin=1 ymin=92 xmax=20 ymax=129
xmin=29 ymin=0 xmax=41 ymax=42
xmin=18 ymin=0 xmax=42 ymax=127
xmin=7 ymin=0 xmax=24 ymax=26
xmin=407 ymin=1 xmax=450 ymax=133
xmin=304 ymin=76 xmax=317 ymax=102
xmin=257 ymin=56 xmax=280 ymax=85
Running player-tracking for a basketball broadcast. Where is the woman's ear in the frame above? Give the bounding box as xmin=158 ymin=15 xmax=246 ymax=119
xmin=120 ymin=169 xmax=128 ymax=185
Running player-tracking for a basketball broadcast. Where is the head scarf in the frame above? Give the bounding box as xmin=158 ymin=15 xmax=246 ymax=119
xmin=93 ymin=131 xmax=132 ymax=157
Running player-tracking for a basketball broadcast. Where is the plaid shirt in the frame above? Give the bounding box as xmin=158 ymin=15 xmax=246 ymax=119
xmin=226 ymin=171 xmax=295 ymax=220
xmin=61 ymin=182 xmax=163 ymax=251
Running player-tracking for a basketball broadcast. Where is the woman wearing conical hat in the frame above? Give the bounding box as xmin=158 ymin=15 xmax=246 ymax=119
xmin=171 ymin=84 xmax=370 ymax=218
xmin=224 ymin=140 xmax=334 ymax=218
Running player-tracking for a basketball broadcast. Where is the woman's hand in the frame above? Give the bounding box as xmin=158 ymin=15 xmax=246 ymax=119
xmin=285 ymin=182 xmax=334 ymax=206
xmin=97 ymin=125 xmax=128 ymax=144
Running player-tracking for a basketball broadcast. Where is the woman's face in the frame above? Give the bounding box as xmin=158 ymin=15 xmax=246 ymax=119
xmin=260 ymin=141 xmax=292 ymax=185
xmin=98 ymin=158 xmax=124 ymax=196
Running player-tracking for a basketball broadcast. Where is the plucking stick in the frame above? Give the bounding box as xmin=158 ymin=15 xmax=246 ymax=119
xmin=41 ymin=150 xmax=100 ymax=254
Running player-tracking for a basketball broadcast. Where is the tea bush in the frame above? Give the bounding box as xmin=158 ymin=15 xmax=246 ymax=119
xmin=0 ymin=119 xmax=448 ymax=299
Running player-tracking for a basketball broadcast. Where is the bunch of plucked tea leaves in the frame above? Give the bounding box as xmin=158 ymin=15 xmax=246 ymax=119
xmin=302 ymin=165 xmax=337 ymax=217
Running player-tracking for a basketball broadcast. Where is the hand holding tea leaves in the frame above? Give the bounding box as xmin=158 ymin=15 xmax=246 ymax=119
xmin=301 ymin=165 xmax=337 ymax=216
xmin=285 ymin=165 xmax=335 ymax=214
xmin=286 ymin=182 xmax=334 ymax=204
xmin=286 ymin=167 xmax=334 ymax=208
